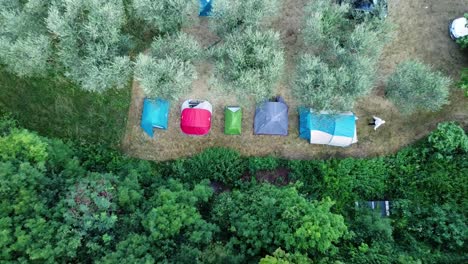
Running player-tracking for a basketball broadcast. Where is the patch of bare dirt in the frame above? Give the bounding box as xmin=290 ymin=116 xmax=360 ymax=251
xmin=122 ymin=0 xmax=468 ymax=161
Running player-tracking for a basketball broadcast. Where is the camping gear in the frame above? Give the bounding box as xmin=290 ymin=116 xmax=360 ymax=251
xmin=254 ymin=97 xmax=289 ymax=136
xmin=140 ymin=98 xmax=170 ymax=138
xmin=299 ymin=108 xmax=358 ymax=147
xmin=199 ymin=0 xmax=212 ymax=16
xmin=180 ymin=99 xmax=212 ymax=135
xmin=224 ymin=106 xmax=242 ymax=135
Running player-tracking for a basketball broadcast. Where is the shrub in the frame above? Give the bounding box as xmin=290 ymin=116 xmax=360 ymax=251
xmin=0 ymin=129 xmax=48 ymax=165
xmin=0 ymin=114 xmax=18 ymax=136
xmin=427 ymin=122 xmax=468 ymax=155
xmin=213 ymin=27 xmax=284 ymax=102
xmin=0 ymin=1 xmax=52 ymax=77
xmin=182 ymin=147 xmax=246 ymax=185
xmin=132 ymin=0 xmax=197 ymax=33
xmin=294 ymin=0 xmax=393 ymax=111
xmin=210 ymin=0 xmax=280 ymax=35
xmin=134 ymin=33 xmax=200 ymax=100
xmin=47 ymin=0 xmax=133 ymax=92
xmin=212 ymin=185 xmax=347 ymax=256
xmin=247 ymin=156 xmax=279 ymax=173
xmin=386 ymin=60 xmax=451 ymax=114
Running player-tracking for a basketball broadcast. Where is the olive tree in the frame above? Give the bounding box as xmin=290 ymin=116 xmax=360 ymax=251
xmin=47 ymin=0 xmax=132 ymax=92
xmin=134 ymin=33 xmax=200 ymax=100
xmin=210 ymin=0 xmax=280 ymax=35
xmin=132 ymin=0 xmax=197 ymax=34
xmin=293 ymin=0 xmax=393 ymax=112
xmin=0 ymin=0 xmax=53 ymax=77
xmin=386 ymin=60 xmax=451 ymax=114
xmin=213 ymin=27 xmax=284 ymax=102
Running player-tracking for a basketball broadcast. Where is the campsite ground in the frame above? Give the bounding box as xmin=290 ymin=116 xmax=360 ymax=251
xmin=122 ymin=0 xmax=468 ymax=161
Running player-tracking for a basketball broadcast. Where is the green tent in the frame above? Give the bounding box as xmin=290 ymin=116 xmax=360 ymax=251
xmin=224 ymin=106 xmax=242 ymax=135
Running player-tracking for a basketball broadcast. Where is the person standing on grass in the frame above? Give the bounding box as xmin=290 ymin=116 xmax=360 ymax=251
xmin=369 ymin=116 xmax=386 ymax=130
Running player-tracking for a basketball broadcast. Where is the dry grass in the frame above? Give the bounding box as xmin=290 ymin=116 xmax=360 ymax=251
xmin=122 ymin=0 xmax=468 ymax=161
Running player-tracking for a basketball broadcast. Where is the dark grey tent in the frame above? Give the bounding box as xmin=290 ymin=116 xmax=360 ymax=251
xmin=254 ymin=97 xmax=289 ymax=136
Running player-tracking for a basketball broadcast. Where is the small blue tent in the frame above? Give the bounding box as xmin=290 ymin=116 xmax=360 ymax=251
xmin=141 ymin=98 xmax=170 ymax=138
xmin=299 ymin=108 xmax=357 ymax=147
xmin=199 ymin=0 xmax=212 ymax=16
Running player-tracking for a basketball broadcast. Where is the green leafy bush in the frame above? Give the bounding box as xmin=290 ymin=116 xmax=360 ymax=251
xmin=427 ymin=122 xmax=468 ymax=155
xmin=213 ymin=27 xmax=284 ymax=102
xmin=247 ymin=156 xmax=279 ymax=173
xmin=47 ymin=0 xmax=132 ymax=92
xmin=212 ymin=184 xmax=347 ymax=256
xmin=386 ymin=60 xmax=451 ymax=114
xmin=188 ymin=147 xmax=246 ymax=185
xmin=0 ymin=129 xmax=48 ymax=165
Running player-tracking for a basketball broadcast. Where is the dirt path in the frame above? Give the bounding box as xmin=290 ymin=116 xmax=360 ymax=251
xmin=122 ymin=0 xmax=468 ymax=161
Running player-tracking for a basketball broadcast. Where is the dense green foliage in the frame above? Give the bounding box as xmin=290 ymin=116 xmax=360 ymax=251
xmin=1 ymin=115 xmax=466 ymax=263
xmin=293 ymin=0 xmax=393 ymax=111
xmin=386 ymin=60 xmax=451 ymax=114
xmin=213 ymin=27 xmax=284 ymax=102
xmin=212 ymin=185 xmax=347 ymax=256
xmin=135 ymin=33 xmax=200 ymax=100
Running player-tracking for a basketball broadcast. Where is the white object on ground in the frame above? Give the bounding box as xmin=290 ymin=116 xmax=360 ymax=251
xmin=373 ymin=116 xmax=386 ymax=130
xmin=451 ymin=17 xmax=468 ymax=39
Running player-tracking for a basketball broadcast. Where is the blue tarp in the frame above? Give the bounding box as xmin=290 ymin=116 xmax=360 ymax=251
xmin=199 ymin=0 xmax=212 ymax=16
xmin=141 ymin=98 xmax=169 ymax=138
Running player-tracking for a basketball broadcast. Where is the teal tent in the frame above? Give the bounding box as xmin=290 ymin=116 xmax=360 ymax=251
xmin=141 ymin=98 xmax=169 ymax=137
xmin=299 ymin=108 xmax=357 ymax=147
xmin=225 ymin=106 xmax=242 ymax=135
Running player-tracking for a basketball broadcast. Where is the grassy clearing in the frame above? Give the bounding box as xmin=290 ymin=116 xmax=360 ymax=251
xmin=0 ymin=68 xmax=131 ymax=147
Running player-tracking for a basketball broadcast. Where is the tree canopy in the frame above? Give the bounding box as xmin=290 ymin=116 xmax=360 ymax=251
xmin=0 ymin=0 xmax=53 ymax=77
xmin=134 ymin=33 xmax=200 ymax=100
xmin=0 ymin=115 xmax=467 ymax=263
xmin=213 ymin=27 xmax=284 ymax=102
xmin=210 ymin=0 xmax=280 ymax=35
xmin=386 ymin=60 xmax=451 ymax=114
xmin=47 ymin=0 xmax=133 ymax=92
xmin=293 ymin=0 xmax=393 ymax=111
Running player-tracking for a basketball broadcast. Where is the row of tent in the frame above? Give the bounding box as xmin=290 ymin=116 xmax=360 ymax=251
xmin=141 ymin=97 xmax=358 ymax=147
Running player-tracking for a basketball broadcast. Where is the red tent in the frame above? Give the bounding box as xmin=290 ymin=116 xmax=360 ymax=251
xmin=180 ymin=108 xmax=211 ymax=135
